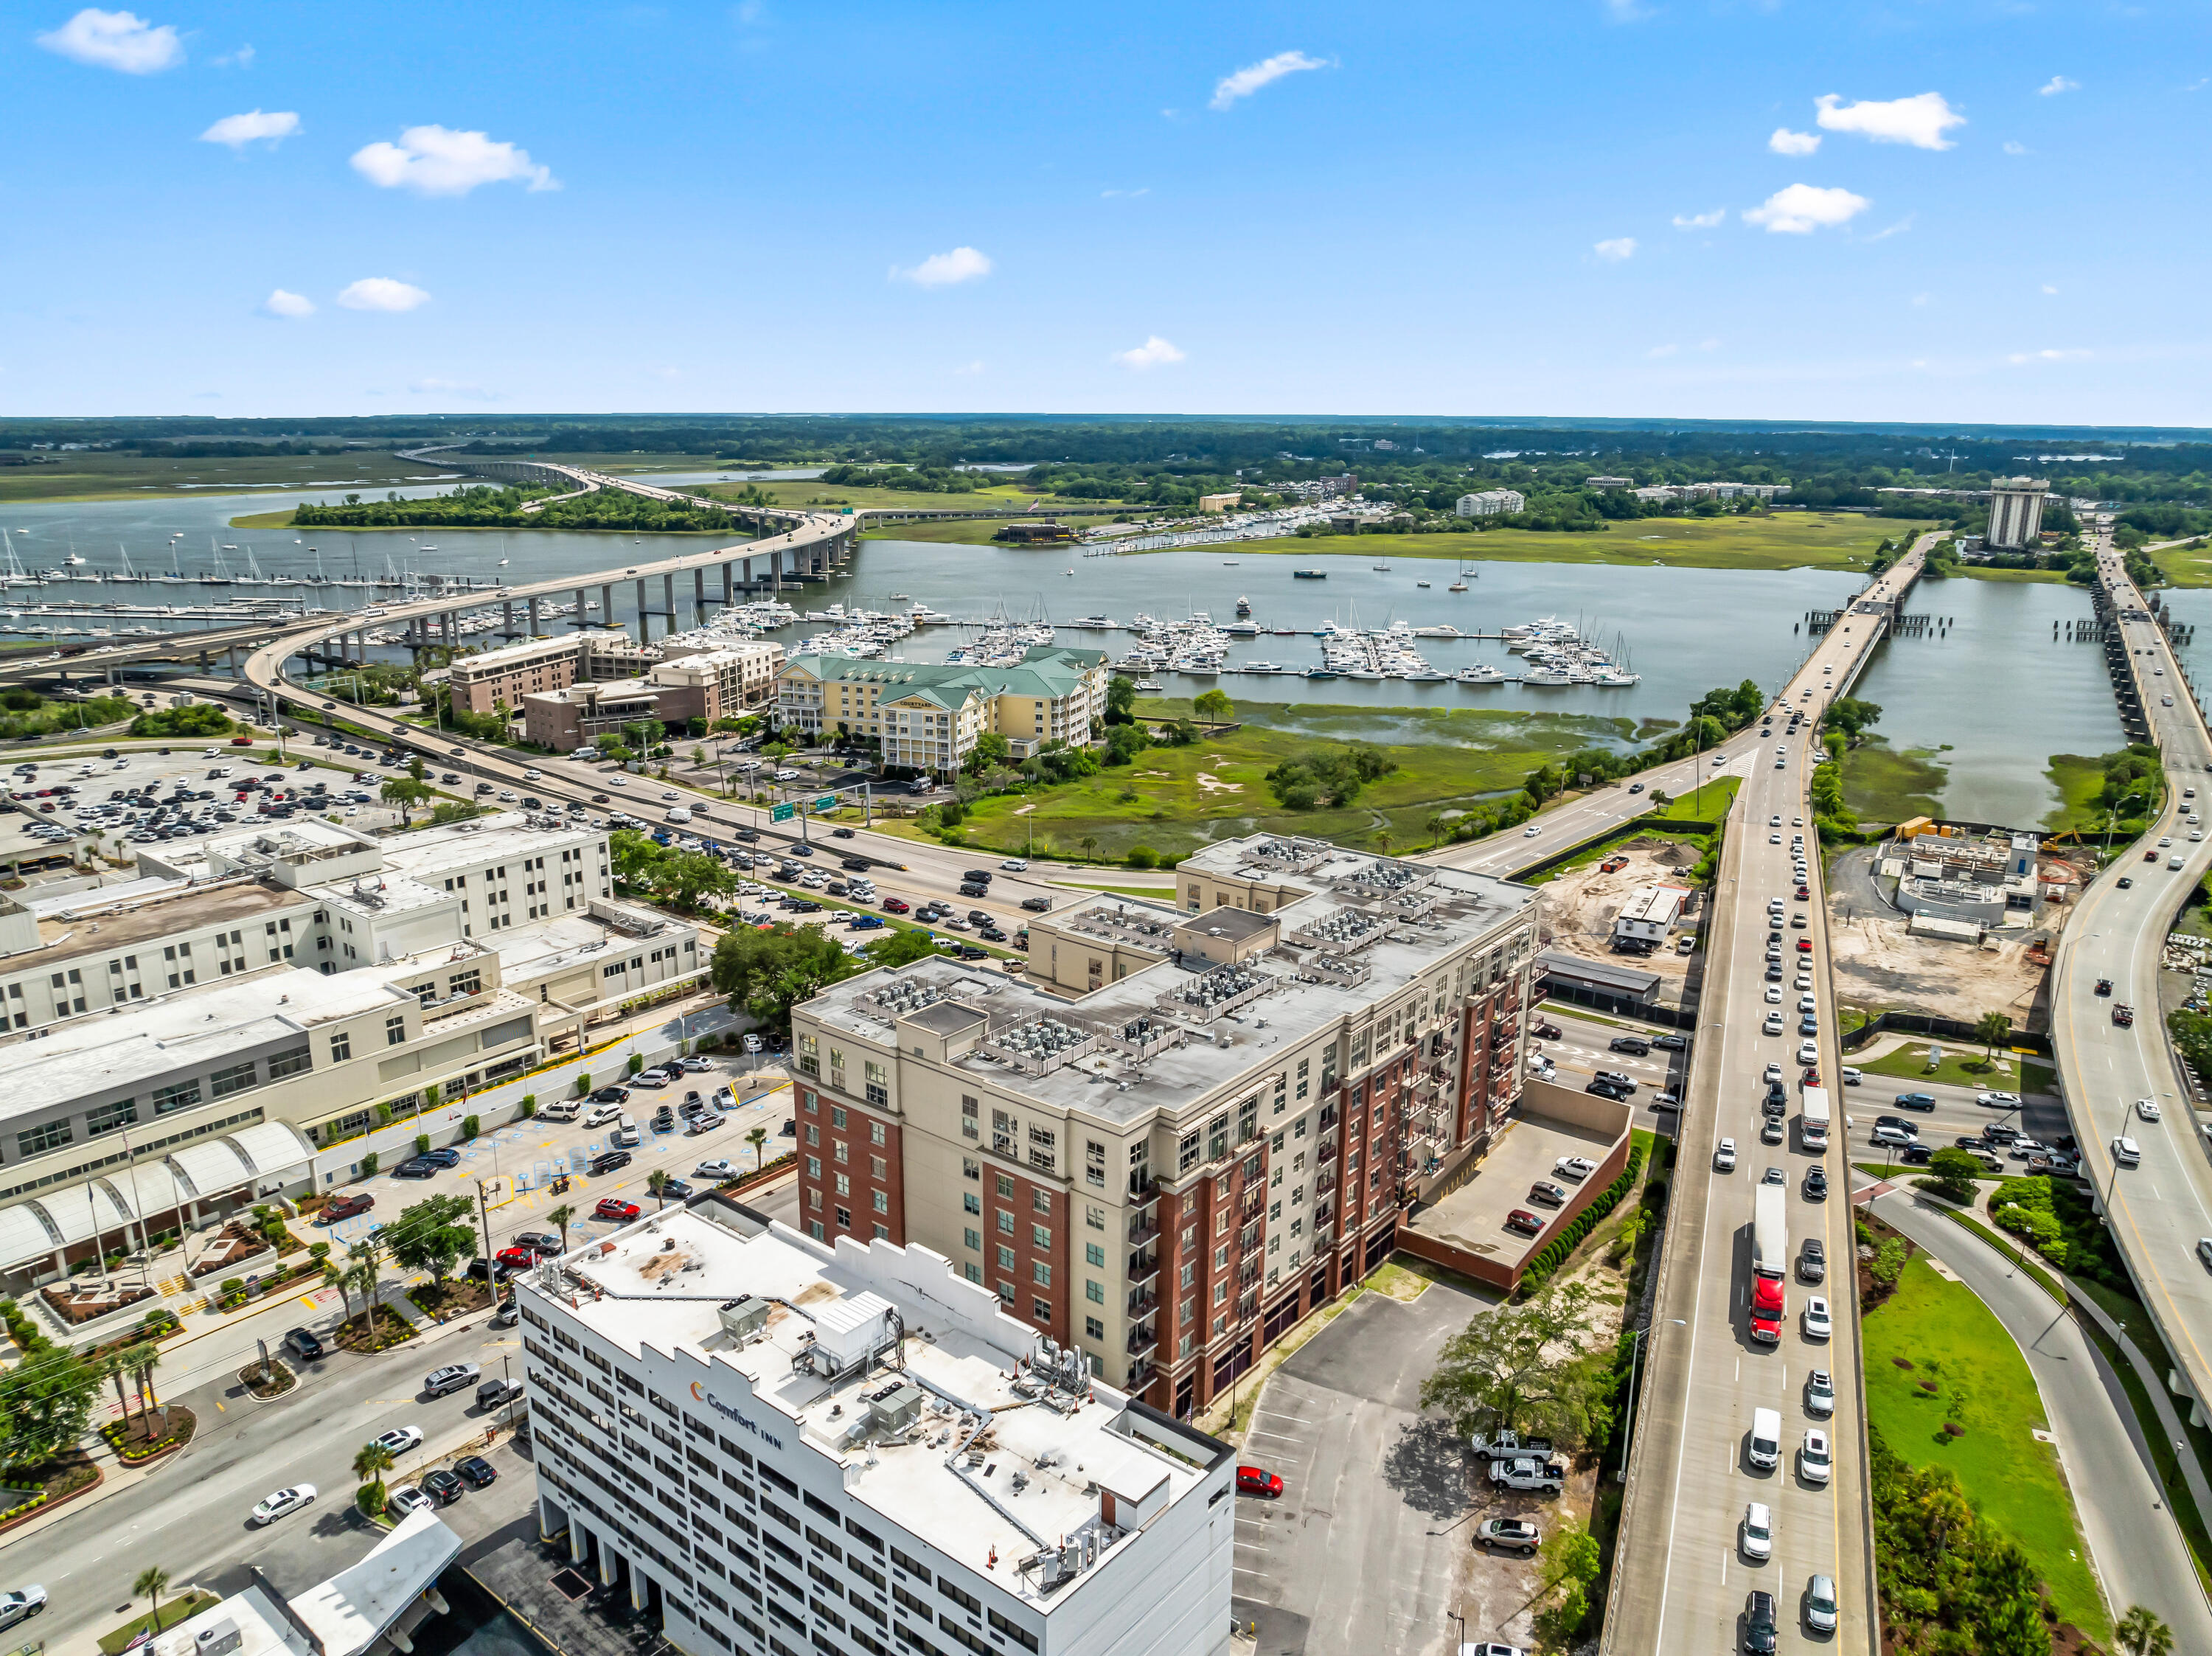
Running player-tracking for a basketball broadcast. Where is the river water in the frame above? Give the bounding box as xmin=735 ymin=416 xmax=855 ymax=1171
xmin=1 ymin=490 xmax=2121 ymax=827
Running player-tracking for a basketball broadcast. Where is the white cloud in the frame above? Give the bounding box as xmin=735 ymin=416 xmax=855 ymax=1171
xmin=953 ymin=360 xmax=985 ymax=376
xmin=1742 ymin=183 xmax=1870 ymax=234
xmin=890 ymin=246 xmax=992 ymax=288
xmin=1101 ymin=187 xmax=1150 ymax=198
xmin=210 ymin=43 xmax=253 ymax=67
xmin=337 ymin=277 xmax=431 ymax=312
xmin=2007 ymin=347 xmax=2090 ymax=364
xmin=350 ymin=125 xmax=557 ymax=196
xmin=2041 ymin=283 xmax=2059 ymax=295
xmin=260 ymin=288 xmax=314 ymax=319
xmin=2038 ymin=75 xmax=2078 ymax=96
xmin=1866 ymin=215 xmax=1914 ymax=241
xmin=2003 ymin=140 xmax=2028 ymax=156
xmin=1603 ymin=0 xmax=1651 ymax=19
xmin=1769 ymin=128 xmax=1821 ymax=156
xmin=1910 ymin=292 xmax=1931 ymax=306
xmin=1647 ymin=343 xmax=1679 ymax=358
xmin=1113 ymin=335 xmax=1186 ymax=369
xmin=36 ymin=9 xmax=182 ymax=73
xmin=1209 ymin=50 xmax=1329 ymax=111
xmin=1814 ymin=91 xmax=1965 ymax=150
xmin=1672 ymin=207 xmax=1724 ymax=229
xmin=1594 ymin=237 xmax=1638 ymax=262
xmin=200 ymin=110 xmax=300 ymax=149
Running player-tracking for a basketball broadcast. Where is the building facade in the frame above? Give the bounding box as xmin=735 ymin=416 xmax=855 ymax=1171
xmin=789 ymin=837 xmax=1536 ymax=1421
xmin=450 ymin=631 xmax=655 ymax=717
xmin=1455 ymin=490 xmax=1526 ymax=517
xmin=518 ymin=1201 xmax=1236 ymax=1656
xmin=775 ymin=647 xmax=1110 ymax=774
xmin=1986 ymin=476 xmax=2051 ymax=550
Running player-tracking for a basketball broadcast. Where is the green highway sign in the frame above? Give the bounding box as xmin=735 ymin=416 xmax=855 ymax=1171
xmin=812 ymin=795 xmax=838 ymax=813
xmin=770 ymin=802 xmax=796 ymax=823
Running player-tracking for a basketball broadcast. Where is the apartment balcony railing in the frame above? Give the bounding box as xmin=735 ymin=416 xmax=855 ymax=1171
xmin=1127 ymin=1216 xmax=1160 ymax=1249
xmin=1125 ymin=1322 xmax=1159 ymax=1358
xmin=1127 ymin=1289 xmax=1158 ymax=1319
xmin=1127 ymin=1175 xmax=1160 ymax=1207
xmin=1127 ymin=1250 xmax=1161 ymax=1287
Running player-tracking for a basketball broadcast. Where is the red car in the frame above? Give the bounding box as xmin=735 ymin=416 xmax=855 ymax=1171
xmin=1795 ymin=886 xmax=1811 ymax=900
xmin=1237 ymin=1466 xmax=1284 ymax=1497
xmin=319 ymin=1192 xmax=374 ymax=1224
xmin=495 ymin=1246 xmax=539 ymax=1272
xmin=1795 ymin=939 xmax=1813 ymax=953
xmin=881 ymin=897 xmax=911 ymax=914
xmin=1503 ymin=1208 xmax=1545 ymax=1238
xmin=593 ymin=1197 xmax=641 ymax=1222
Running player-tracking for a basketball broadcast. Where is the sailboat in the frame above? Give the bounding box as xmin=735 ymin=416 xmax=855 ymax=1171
xmin=1448 ymin=558 xmax=1472 ymax=593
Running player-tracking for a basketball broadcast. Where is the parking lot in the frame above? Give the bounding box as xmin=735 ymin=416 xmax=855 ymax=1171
xmin=312 ymin=1052 xmax=800 ymax=1261
xmin=1233 ymin=1276 xmax=1521 ymax=1656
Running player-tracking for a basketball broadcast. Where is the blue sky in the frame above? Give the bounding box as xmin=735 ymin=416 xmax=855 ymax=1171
xmin=7 ymin=1 xmax=2209 ymax=425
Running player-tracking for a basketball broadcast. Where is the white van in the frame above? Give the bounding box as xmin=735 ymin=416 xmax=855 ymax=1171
xmin=667 ymin=807 xmax=692 ymax=825
xmin=1838 ymin=1066 xmax=1862 ymax=1087
xmin=524 ymin=768 xmax=543 ymax=782
xmin=612 ymin=1114 xmax=641 ymax=1149
xmin=1748 ymin=1408 xmax=1782 ymax=1471
xmin=538 ymin=1098 xmax=580 ymax=1123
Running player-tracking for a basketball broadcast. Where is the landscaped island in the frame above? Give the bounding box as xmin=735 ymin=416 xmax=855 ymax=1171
xmin=285 ymin=484 xmax=740 ymax=535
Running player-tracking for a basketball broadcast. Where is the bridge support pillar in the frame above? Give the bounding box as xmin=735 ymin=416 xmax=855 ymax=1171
xmin=502 ymin=600 xmax=515 ymax=638
xmin=723 ymin=562 xmax=734 ymax=608
xmin=600 ymin=583 xmax=613 ymax=633
xmin=634 ymin=579 xmax=649 ymax=642
xmin=528 ymin=596 xmax=541 ymax=635
xmin=694 ymin=566 xmax=706 ymax=622
xmin=663 ymin=572 xmax=675 ymax=632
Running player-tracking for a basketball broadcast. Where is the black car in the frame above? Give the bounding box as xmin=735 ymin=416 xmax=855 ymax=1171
xmin=961 ymin=869 xmax=993 ymax=884
xmin=588 ymin=1149 xmax=633 ymax=1175
xmin=1020 ymin=896 xmax=1052 ymax=913
xmin=1744 ymin=1589 xmax=1778 ymax=1654
xmin=1802 ymin=1168 xmax=1829 ymax=1200
xmin=658 ymin=1177 xmax=695 ymax=1200
xmin=958 ymin=882 xmax=989 ymax=897
xmin=831 ymin=827 xmax=855 ymax=838
xmin=953 ymin=944 xmax=989 ymax=960
xmin=420 ymin=1147 xmax=461 ymax=1168
xmin=392 ymin=1157 xmax=439 ymax=1179
xmin=1899 ymin=1143 xmax=1934 ymax=1165
xmin=590 ymin=1085 xmax=630 ymax=1104
xmin=651 ymin=1106 xmax=677 ymax=1132
xmin=1586 ymin=1079 xmax=1629 ymax=1100
xmin=1798 ymin=1239 xmax=1826 ymax=1283
xmin=455 ymin=1455 xmax=499 ymax=1488
xmin=422 ymin=1468 xmax=465 ymax=1505
xmin=790 ymin=843 xmax=814 ymax=857
xmin=284 ymin=1326 xmax=325 ymax=1361
xmin=733 ymin=827 xmax=759 ymax=841
xmin=978 ymin=926 xmax=1009 ymax=943
xmin=841 ymin=857 xmax=870 ymax=872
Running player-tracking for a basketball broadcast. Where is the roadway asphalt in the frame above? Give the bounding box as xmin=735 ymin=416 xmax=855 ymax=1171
xmin=1865 ymin=1182 xmax=2212 ymax=1647
xmin=1606 ymin=538 xmax=1933 ymax=1655
xmin=2053 ymin=517 xmax=2212 ymax=1455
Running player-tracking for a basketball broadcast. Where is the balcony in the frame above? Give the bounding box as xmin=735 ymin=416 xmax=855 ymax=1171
xmin=1127 ymin=1249 xmax=1161 ymax=1286
xmin=1240 ymin=1191 xmax=1266 ymax=1222
xmin=1125 ymin=1358 xmax=1155 ymax=1393
xmin=1127 ymin=1288 xmax=1158 ymax=1319
xmin=1125 ymin=1322 xmax=1159 ymax=1358
xmin=1318 ymin=1141 xmax=1340 ymax=1165
xmin=1127 ymin=1215 xmax=1159 ymax=1248
xmin=1127 ymin=1175 xmax=1160 ymax=1207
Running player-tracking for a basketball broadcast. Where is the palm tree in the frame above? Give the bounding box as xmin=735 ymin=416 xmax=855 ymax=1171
xmin=1972 ymin=1010 xmax=2014 ymax=1071
xmin=548 ymin=1203 xmax=577 ymax=1253
xmin=2118 ymin=1605 xmax=2174 ymax=1656
xmin=132 ymin=1567 xmax=170 ymax=1635
xmin=129 ymin=1340 xmax=161 ymax=1425
xmin=745 ymin=1127 xmax=769 ymax=1173
xmin=352 ymin=1439 xmax=396 ymax=1517
xmin=347 ymin=1236 xmax=383 ymax=1342
xmin=1427 ymin=814 xmax=1446 ymax=849
xmin=321 ymin=1257 xmax=351 ymax=1328
xmin=101 ymin=1348 xmax=133 ymax=1427
xmin=1078 ymin=835 xmax=1099 ymax=862
xmin=647 ymin=1169 xmax=671 ymax=1211
xmin=1375 ymin=828 xmax=1394 ymax=857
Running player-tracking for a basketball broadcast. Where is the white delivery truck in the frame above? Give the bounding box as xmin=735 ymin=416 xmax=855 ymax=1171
xmin=1800 ymin=1085 xmax=1832 ymax=1152
xmin=1752 ymin=1182 xmax=1787 ymax=1284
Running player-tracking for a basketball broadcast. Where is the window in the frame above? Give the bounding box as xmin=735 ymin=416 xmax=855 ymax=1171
xmin=995 ymin=1172 xmax=1014 ymax=1200
xmin=1031 ymin=1224 xmax=1051 ymax=1250
xmin=209 ymin=1060 xmax=258 ymax=1099
xmin=151 ymin=1079 xmax=201 ymax=1116
xmin=872 ymin=1189 xmax=888 ymax=1214
xmin=962 ymin=1191 xmax=980 ymax=1215
xmin=86 ymin=1099 xmax=138 ymax=1137
xmin=964 ymin=1228 xmax=981 ymax=1252
xmin=996 ymin=1245 xmax=1015 ymax=1272
xmin=1085 ymin=1204 xmax=1105 ymax=1230
xmin=1085 ymin=1316 xmax=1105 ymax=1340
xmin=1032 ymin=1262 xmax=1051 ymax=1288
xmin=1032 ymin=1297 xmax=1052 ymax=1323
xmin=996 ymin=1210 xmax=1013 ymax=1236
xmin=386 ymin=1015 xmax=407 ymax=1047
xmin=330 ymin=1031 xmax=352 ymax=1063
xmin=1085 ymin=1279 xmax=1105 ymax=1304
xmin=1085 ymin=1242 xmax=1105 ymax=1267
xmin=18 ymin=1119 xmax=72 ymax=1157
xmin=267 ymin=1044 xmax=312 ymax=1082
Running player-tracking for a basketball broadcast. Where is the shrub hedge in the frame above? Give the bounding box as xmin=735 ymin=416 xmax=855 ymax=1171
xmin=1520 ymin=1138 xmax=1649 ymax=1290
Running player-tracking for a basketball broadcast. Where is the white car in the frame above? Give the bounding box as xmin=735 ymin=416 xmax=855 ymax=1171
xmin=1742 ymin=1501 xmax=1774 ymax=1562
xmin=0 ymin=1587 xmax=46 ymax=1632
xmin=1975 ymin=1090 xmax=2020 ymax=1108
xmin=372 ymin=1424 xmax=423 ymax=1456
xmin=1802 ymin=1297 xmax=1832 ymax=1340
xmin=608 ymin=775 xmax=627 ymax=787
xmin=1714 ymin=1138 xmax=1737 ymax=1172
xmin=1801 ymin=1428 xmax=1832 ymax=1485
xmin=1769 ymin=814 xmax=1781 ymax=827
xmin=1554 ymin=1155 xmax=1598 ymax=1180
xmin=386 ymin=1486 xmax=432 ymax=1518
xmin=2114 ymin=1135 xmax=2143 ymax=1166
xmin=1870 ymin=1124 xmax=1916 ymax=1147
xmin=2138 ymin=1098 xmax=2163 ymax=1122
xmin=1796 ymin=1041 xmax=1820 ymax=1065
xmin=695 ymin=1159 xmax=741 ymax=1180
xmin=1806 ymin=1368 xmax=1836 ymax=1416
xmin=661 ymin=791 xmax=681 ymax=802
xmin=1523 ymin=824 xmax=1540 ymax=838
xmin=1769 ymin=832 xmax=1782 ymax=844
xmin=250 ymin=1483 xmax=318 ymax=1525
xmin=1764 ymin=986 xmax=1781 ymax=1003
xmin=1000 ymin=858 xmax=1028 ymax=872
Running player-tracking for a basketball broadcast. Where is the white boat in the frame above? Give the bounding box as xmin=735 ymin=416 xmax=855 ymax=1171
xmin=1448 ymin=579 xmax=1469 ymax=592
xmin=1347 ymin=669 xmax=1385 ymax=681
xmin=1591 ymin=669 xmax=1641 ymax=686
xmin=1416 ymin=580 xmax=1431 ymax=588
xmin=1405 ymin=670 xmax=1448 ymax=683
xmin=1132 ymin=679 xmax=1164 ymax=692
xmin=1454 ymin=666 xmax=1506 ymax=685
xmin=1241 ymin=661 xmax=1286 ymax=675
xmin=1413 ymin=625 xmax=1463 ymax=639
xmin=1520 ymin=668 xmax=1573 ymax=686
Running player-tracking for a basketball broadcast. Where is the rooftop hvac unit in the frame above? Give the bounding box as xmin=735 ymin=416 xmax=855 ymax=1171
xmin=718 ymin=1296 xmax=772 ymax=1340
xmin=195 ymin=1619 xmax=243 ymax=1656
xmin=867 ymin=1379 xmax=923 ymax=1433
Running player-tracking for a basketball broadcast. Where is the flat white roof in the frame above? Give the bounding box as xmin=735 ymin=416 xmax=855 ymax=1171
xmin=291 ymin=1506 xmax=462 ymax=1656
xmin=541 ymin=1206 xmax=1220 ymax=1598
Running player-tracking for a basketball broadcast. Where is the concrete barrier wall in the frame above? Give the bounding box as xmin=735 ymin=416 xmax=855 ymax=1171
xmin=1521 ymin=1076 xmax=1637 ymax=1138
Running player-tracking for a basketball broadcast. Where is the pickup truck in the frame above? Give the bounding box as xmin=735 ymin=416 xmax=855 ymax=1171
xmin=2112 ymin=1004 xmax=2136 ymax=1027
xmin=1489 ymin=1457 xmax=1567 ymax=1495
xmin=1469 ymin=1430 xmax=1556 ymax=1461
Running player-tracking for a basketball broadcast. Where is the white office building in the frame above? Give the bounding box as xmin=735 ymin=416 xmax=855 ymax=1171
xmin=1455 ymin=490 xmax=1526 ymax=518
xmin=1985 ymin=476 xmax=2051 ymax=551
xmin=518 ymin=1200 xmax=1235 ymax=1656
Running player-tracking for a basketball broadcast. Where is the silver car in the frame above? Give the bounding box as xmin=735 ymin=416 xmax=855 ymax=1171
xmin=1805 ymin=1573 xmax=1839 ymax=1634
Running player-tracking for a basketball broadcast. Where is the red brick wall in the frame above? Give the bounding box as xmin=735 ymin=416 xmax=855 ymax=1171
xmin=794 ymin=1086 xmax=905 ymax=1248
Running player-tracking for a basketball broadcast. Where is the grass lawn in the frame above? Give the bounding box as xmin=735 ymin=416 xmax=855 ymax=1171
xmin=98 ymin=1593 xmax=222 ymax=1655
xmin=1862 ymin=1257 xmax=2107 ymax=1641
xmin=1126 ymin=512 xmax=1935 ymax=574
xmin=2151 ymin=539 xmax=2212 ymax=590
xmin=2 ymin=450 xmax=448 ymax=504
xmin=1840 ymin=737 xmax=1948 ymax=824
xmin=1855 ymin=1043 xmax=2031 ymax=1090
xmin=862 ymin=701 xmax=1628 ymax=861
xmin=2042 ymin=753 xmax=2134 ymax=834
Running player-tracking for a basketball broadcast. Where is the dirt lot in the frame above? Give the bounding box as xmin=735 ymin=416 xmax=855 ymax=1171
xmin=1537 ymin=840 xmax=1704 ymax=984
xmin=1824 ymin=845 xmax=2056 ymax=1029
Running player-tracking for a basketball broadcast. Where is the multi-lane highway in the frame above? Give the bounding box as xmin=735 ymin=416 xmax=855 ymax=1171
xmin=1604 ymin=537 xmax=1931 ymax=1655
xmin=2053 ymin=517 xmax=2212 ymax=1448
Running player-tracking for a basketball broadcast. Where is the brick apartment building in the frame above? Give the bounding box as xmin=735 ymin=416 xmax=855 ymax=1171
xmin=449 ymin=630 xmax=654 ymax=717
xmin=790 ymin=835 xmax=1537 ymax=1420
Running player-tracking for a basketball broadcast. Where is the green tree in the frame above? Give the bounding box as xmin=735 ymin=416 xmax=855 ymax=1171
xmin=647 ymin=1169 xmax=672 ymax=1211
xmin=1077 ymin=835 xmax=1099 ymax=861
xmin=745 ymin=1127 xmax=770 ymax=1172
xmin=1535 ymin=1516 xmax=1602 ymax=1643
xmin=548 ymin=1203 xmax=577 ymax=1253
xmin=709 ymin=927 xmax=864 ymax=1030
xmin=132 ymin=1568 xmax=171 ymax=1635
xmin=1972 ymin=1010 xmax=2013 ymax=1066
xmin=352 ymin=1438 xmax=396 ymax=1517
xmin=1924 ymin=1147 xmax=1983 ymax=1204
xmin=347 ymin=1236 xmax=383 ymax=1343
xmin=1105 ymin=675 xmax=1138 ymax=723
xmin=657 ymin=850 xmax=737 ymax=908
xmin=963 ymin=732 xmax=1012 ymax=776
xmin=1418 ymin=1281 xmax=1604 ymax=1447
xmin=321 ymin=1258 xmax=352 ymax=1328
xmin=869 ymin=928 xmax=942 ymax=968
xmin=1192 ymin=687 xmax=1234 ymax=724
xmin=1 ymin=1344 xmax=99 ymax=1464
xmin=380 ymin=776 xmax=431 ymax=818
xmin=387 ymin=1193 xmax=476 ymax=1287
xmin=2118 ymin=1605 xmax=2175 ymax=1656
xmin=609 ymin=828 xmax=667 ymax=888
xmin=1822 ymin=697 xmax=1883 ymax=742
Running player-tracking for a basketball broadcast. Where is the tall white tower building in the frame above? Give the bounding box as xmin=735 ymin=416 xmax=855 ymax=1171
xmin=1986 ymin=477 xmax=2050 ymax=550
